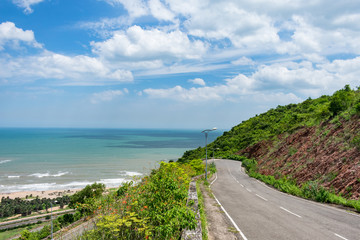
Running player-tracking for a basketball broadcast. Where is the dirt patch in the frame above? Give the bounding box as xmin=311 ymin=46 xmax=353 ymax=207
xmin=200 ymin=179 xmax=241 ymax=240
xmin=238 ymin=115 xmax=360 ymax=199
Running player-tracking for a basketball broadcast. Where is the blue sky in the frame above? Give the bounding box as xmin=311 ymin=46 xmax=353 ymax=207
xmin=1 ymin=0 xmax=360 ymax=129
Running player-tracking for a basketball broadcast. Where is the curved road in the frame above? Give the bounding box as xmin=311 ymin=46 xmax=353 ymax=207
xmin=211 ymin=159 xmax=360 ymax=240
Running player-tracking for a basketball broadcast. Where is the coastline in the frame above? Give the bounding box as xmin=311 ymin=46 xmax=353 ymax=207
xmin=0 ymin=189 xmax=80 ymax=200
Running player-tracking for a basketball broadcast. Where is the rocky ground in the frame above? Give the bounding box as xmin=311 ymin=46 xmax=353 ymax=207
xmin=239 ymin=116 xmax=360 ymax=199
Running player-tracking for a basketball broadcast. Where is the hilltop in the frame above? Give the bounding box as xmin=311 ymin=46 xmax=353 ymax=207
xmin=179 ymin=85 xmax=360 ymax=200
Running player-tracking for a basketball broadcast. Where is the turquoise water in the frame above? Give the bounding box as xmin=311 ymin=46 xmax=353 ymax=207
xmin=0 ymin=128 xmax=221 ymax=193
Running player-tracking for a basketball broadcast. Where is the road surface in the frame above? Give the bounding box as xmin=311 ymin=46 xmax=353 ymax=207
xmin=210 ymin=159 xmax=360 ymax=240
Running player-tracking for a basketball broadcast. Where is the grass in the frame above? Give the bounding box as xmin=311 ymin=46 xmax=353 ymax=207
xmin=241 ymin=157 xmax=360 ymax=212
xmin=0 ymin=220 xmax=48 ymax=240
xmin=196 ymin=180 xmax=208 ymax=240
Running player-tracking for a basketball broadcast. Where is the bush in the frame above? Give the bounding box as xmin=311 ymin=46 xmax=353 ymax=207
xmin=69 ymin=182 xmax=105 ymax=208
xmin=81 ymin=162 xmax=197 ymax=240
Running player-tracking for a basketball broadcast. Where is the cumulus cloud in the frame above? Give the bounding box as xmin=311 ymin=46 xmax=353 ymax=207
xmin=12 ymin=0 xmax=45 ymax=14
xmin=184 ymin=2 xmax=279 ymax=50
xmin=188 ymin=78 xmax=205 ymax=86
xmin=91 ymin=25 xmax=207 ymax=61
xmin=0 ymin=52 xmax=133 ymax=85
xmin=148 ymin=0 xmax=176 ymax=22
xmin=91 ymin=89 xmax=125 ymax=104
xmin=0 ymin=22 xmax=41 ymax=50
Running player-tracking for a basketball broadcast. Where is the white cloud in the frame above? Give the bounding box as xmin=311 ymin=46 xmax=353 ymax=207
xmin=77 ymin=16 xmax=131 ymax=38
xmin=0 ymin=52 xmax=133 ymax=86
xmin=91 ymin=25 xmax=207 ymax=61
xmin=231 ymin=57 xmax=255 ymax=66
xmin=91 ymin=90 xmax=125 ymax=104
xmin=144 ymin=73 xmax=256 ymax=102
xmin=188 ymin=78 xmax=205 ymax=86
xmin=0 ymin=22 xmax=41 ymax=50
xmin=149 ymin=0 xmax=176 ymax=22
xmin=184 ymin=2 xmax=279 ymax=50
xmin=143 ymin=56 xmax=360 ymax=103
xmin=12 ymin=0 xmax=45 ymax=14
xmin=277 ymin=15 xmax=360 ymax=57
xmin=103 ymin=0 xmax=148 ymax=18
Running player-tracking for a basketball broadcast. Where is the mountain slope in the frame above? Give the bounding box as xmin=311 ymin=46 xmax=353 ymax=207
xmin=179 ymin=85 xmax=360 ymax=199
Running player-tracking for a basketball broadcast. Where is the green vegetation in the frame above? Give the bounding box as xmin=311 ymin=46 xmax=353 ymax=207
xmin=69 ymin=182 xmax=105 ymax=211
xmin=1 ymin=196 xmax=70 ymax=219
xmin=179 ymin=85 xmax=360 ymax=212
xmin=242 ymin=157 xmax=360 ymax=212
xmin=196 ymin=180 xmax=207 ymax=240
xmin=80 ymin=160 xmax=205 ymax=239
xmin=0 ymin=220 xmax=48 ymax=239
xmin=179 ymin=85 xmax=360 ymax=161
xmin=16 ymin=212 xmax=81 ymax=240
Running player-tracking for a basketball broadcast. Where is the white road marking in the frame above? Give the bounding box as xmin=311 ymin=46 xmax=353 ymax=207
xmin=252 ymin=174 xmax=360 ymax=218
xmin=280 ymin=206 xmax=302 ymax=218
xmin=334 ymin=233 xmax=349 ymax=240
xmin=255 ymin=194 xmax=268 ymax=201
xmin=256 ymin=180 xmax=266 ymax=186
xmin=246 ymin=188 xmax=252 ymax=192
xmin=210 ymin=172 xmax=218 ymax=186
xmin=212 ymin=192 xmax=248 ymax=240
xmin=240 ymin=184 xmax=244 ymax=187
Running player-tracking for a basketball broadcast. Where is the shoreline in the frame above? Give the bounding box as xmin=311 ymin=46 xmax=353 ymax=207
xmin=0 ymin=189 xmax=80 ymax=200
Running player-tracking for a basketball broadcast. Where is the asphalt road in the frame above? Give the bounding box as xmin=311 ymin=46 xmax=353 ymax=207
xmin=210 ymin=159 xmax=360 ymax=240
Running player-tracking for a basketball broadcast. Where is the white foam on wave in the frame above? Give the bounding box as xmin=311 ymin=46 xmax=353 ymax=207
xmin=100 ymin=178 xmax=127 ymax=188
xmin=119 ymin=171 xmax=142 ymax=177
xmin=0 ymin=178 xmax=133 ymax=193
xmin=0 ymin=181 xmax=93 ymax=193
xmin=53 ymin=171 xmax=69 ymax=177
xmin=29 ymin=171 xmax=69 ymax=178
xmin=0 ymin=183 xmax=57 ymax=193
xmin=8 ymin=175 xmax=20 ymax=178
xmin=0 ymin=159 xmax=11 ymax=164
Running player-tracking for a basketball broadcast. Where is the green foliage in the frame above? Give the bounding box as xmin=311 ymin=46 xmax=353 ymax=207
xmin=180 ymin=85 xmax=360 ymax=162
xmin=196 ymin=180 xmax=208 ymax=240
xmin=69 ymin=182 xmax=105 ymax=209
xmin=17 ymin=223 xmax=60 ymax=240
xmin=0 ymin=196 xmax=70 ymax=218
xmin=329 ymin=85 xmax=355 ymax=116
xmin=189 ymin=159 xmax=205 ymax=175
xmin=208 ymin=162 xmax=217 ymax=174
xmin=351 ymin=135 xmax=360 ymax=150
xmin=81 ymin=161 xmax=200 ymax=239
xmin=239 ymin=156 xmax=360 ymax=212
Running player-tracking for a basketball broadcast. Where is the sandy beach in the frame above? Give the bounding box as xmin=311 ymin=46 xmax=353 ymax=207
xmin=0 ymin=189 xmax=80 ymax=200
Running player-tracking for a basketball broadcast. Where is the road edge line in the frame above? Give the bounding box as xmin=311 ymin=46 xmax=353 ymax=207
xmin=210 ymin=171 xmax=248 ymax=240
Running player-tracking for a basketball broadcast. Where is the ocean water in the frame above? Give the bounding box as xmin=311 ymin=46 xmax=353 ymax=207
xmin=0 ymin=128 xmax=221 ymax=193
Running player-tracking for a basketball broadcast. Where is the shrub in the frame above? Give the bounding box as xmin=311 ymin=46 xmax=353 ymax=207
xmin=69 ymin=182 xmax=105 ymax=208
xmin=81 ymin=162 xmax=197 ymax=240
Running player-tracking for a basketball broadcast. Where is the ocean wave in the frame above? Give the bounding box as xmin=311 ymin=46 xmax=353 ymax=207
xmin=119 ymin=171 xmax=142 ymax=177
xmin=0 ymin=183 xmax=57 ymax=193
xmin=8 ymin=175 xmax=20 ymax=178
xmin=0 ymin=179 xmax=130 ymax=193
xmin=0 ymin=159 xmax=11 ymax=164
xmin=100 ymin=178 xmax=127 ymax=187
xmin=29 ymin=171 xmax=70 ymax=178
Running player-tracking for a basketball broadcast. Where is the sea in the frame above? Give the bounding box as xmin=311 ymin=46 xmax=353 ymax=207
xmin=0 ymin=128 xmax=222 ymax=193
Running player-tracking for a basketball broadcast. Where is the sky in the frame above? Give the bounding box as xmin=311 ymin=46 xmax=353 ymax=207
xmin=0 ymin=0 xmax=360 ymax=129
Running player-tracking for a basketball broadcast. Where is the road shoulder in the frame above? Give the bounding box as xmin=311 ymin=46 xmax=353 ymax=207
xmin=200 ymin=177 xmax=241 ymax=240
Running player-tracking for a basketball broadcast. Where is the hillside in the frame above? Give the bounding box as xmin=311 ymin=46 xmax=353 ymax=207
xmin=179 ymin=85 xmax=360 ymax=200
